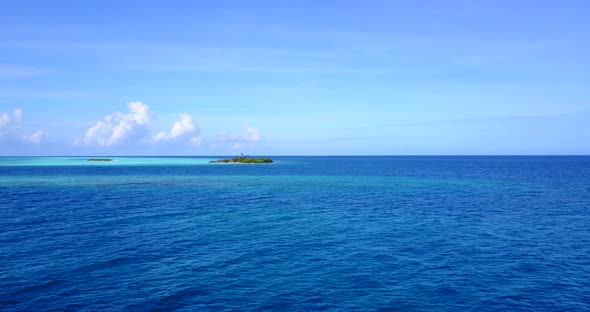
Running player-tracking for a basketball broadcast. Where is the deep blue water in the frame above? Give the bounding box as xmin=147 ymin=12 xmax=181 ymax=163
xmin=1 ymin=156 xmax=589 ymax=311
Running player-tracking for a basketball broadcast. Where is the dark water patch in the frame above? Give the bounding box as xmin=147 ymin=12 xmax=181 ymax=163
xmin=10 ymin=279 xmax=66 ymax=297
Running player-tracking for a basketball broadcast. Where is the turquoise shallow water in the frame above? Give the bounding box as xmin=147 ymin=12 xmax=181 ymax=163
xmin=0 ymin=157 xmax=215 ymax=166
xmin=0 ymin=156 xmax=589 ymax=311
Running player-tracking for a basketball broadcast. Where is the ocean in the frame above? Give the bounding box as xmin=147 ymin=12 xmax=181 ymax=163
xmin=1 ymin=156 xmax=589 ymax=311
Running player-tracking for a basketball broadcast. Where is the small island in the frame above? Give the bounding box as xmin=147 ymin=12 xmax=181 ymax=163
xmin=87 ymin=158 xmax=113 ymax=162
xmin=210 ymin=156 xmax=273 ymax=164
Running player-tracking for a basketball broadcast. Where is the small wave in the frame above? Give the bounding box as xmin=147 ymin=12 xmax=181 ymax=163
xmin=71 ymin=256 xmax=140 ymax=274
xmin=10 ymin=279 xmax=65 ymax=297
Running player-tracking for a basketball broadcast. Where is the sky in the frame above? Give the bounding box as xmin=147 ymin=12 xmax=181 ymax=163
xmin=1 ymin=0 xmax=589 ymax=155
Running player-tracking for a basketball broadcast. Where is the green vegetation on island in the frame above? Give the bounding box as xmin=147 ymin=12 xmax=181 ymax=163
xmin=87 ymin=158 xmax=113 ymax=162
xmin=209 ymin=156 xmax=273 ymax=164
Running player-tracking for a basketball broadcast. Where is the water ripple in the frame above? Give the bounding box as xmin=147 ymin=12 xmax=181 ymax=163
xmin=1 ymin=156 xmax=589 ymax=311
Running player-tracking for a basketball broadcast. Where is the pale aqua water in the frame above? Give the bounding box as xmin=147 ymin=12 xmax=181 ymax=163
xmin=0 ymin=157 xmax=215 ymax=166
xmin=1 ymin=156 xmax=589 ymax=311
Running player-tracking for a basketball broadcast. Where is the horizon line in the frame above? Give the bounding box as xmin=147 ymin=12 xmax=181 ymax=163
xmin=1 ymin=155 xmax=590 ymax=157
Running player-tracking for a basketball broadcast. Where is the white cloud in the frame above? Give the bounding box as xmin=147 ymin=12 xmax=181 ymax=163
xmin=0 ymin=112 xmax=10 ymax=128
xmin=82 ymin=102 xmax=153 ymax=146
xmin=190 ymin=136 xmax=203 ymax=147
xmin=79 ymin=102 xmax=260 ymax=150
xmin=152 ymin=113 xmax=198 ymax=142
xmin=13 ymin=108 xmax=23 ymax=122
xmin=22 ymin=130 xmax=44 ymax=144
xmin=0 ymin=108 xmax=22 ymax=129
xmin=0 ymin=108 xmax=45 ymax=145
xmin=244 ymin=125 xmax=261 ymax=142
xmin=213 ymin=125 xmax=262 ymax=149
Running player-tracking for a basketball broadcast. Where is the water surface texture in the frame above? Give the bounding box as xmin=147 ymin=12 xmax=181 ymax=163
xmin=1 ymin=156 xmax=589 ymax=311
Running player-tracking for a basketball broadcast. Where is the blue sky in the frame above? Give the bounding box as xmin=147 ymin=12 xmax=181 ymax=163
xmin=1 ymin=0 xmax=589 ymax=155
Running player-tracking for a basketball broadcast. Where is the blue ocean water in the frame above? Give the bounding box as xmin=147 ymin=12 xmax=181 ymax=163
xmin=0 ymin=156 xmax=589 ymax=311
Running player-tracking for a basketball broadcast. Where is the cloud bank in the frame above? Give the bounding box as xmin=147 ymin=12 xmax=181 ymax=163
xmin=82 ymin=102 xmax=153 ymax=146
xmin=152 ymin=113 xmax=198 ymax=142
xmin=0 ymin=108 xmax=44 ymax=144
xmin=0 ymin=108 xmax=22 ymax=129
xmin=22 ymin=130 xmax=44 ymax=144
xmin=81 ymin=102 xmax=261 ymax=151
xmin=214 ymin=125 xmax=262 ymax=149
xmin=244 ymin=125 xmax=261 ymax=142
